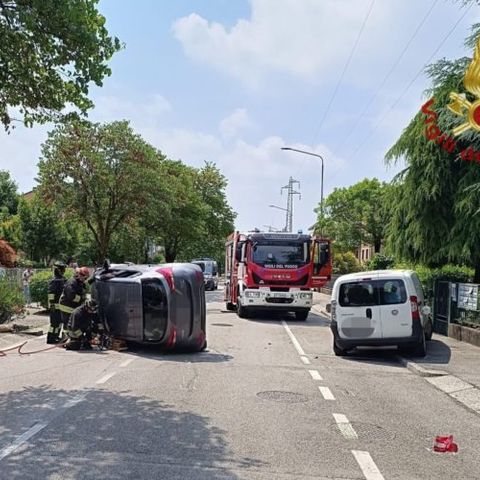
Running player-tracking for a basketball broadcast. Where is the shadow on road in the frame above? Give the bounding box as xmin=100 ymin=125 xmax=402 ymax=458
xmin=400 ymin=338 xmax=452 ymax=365
xmin=123 ymin=344 xmax=234 ymax=364
xmin=245 ymin=310 xmax=330 ymax=327
xmin=0 ymin=386 xmax=262 ymax=479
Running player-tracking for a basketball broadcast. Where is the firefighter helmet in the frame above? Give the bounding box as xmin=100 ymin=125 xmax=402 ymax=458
xmin=75 ymin=266 xmax=90 ymax=281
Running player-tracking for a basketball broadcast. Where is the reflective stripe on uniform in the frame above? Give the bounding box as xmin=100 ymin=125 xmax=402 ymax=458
xmin=48 ymin=294 xmax=55 ymax=299
xmin=73 ymin=295 xmax=81 ymax=303
xmin=69 ymin=329 xmax=83 ymax=339
xmin=58 ymin=304 xmax=74 ymax=314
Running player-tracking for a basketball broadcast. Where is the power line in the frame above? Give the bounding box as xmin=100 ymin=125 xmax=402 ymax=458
xmin=332 ymin=0 xmax=439 ymax=156
xmin=345 ymin=2 xmax=473 ymax=163
xmin=309 ymin=0 xmax=376 ymax=147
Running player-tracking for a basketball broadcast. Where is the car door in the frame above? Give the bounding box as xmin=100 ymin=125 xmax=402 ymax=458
xmin=336 ymin=275 xmax=382 ymax=340
xmin=377 ymin=277 xmax=412 ymax=338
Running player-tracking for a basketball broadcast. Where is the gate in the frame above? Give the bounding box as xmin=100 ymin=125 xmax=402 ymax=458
xmin=433 ymin=280 xmax=451 ymax=335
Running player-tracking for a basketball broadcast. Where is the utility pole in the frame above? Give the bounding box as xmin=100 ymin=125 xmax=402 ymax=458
xmin=281 ymin=177 xmax=301 ymax=232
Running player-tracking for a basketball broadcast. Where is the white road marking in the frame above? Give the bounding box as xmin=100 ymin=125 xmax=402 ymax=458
xmin=308 ymin=369 xmax=323 ymax=381
xmin=0 ymin=422 xmax=48 ymax=460
xmin=319 ymin=386 xmax=335 ymax=400
xmin=300 ymin=356 xmax=311 ymax=365
xmin=352 ymin=450 xmax=385 ymax=480
xmin=333 ymin=414 xmax=358 ymax=439
xmin=119 ymin=358 xmax=135 ymax=368
xmin=281 ymin=321 xmax=306 ymax=356
xmin=96 ymin=372 xmax=116 ymax=384
xmin=62 ymin=393 xmax=87 ymax=409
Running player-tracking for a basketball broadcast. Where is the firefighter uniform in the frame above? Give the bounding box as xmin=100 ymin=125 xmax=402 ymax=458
xmin=46 ymin=263 xmax=67 ymax=344
xmin=58 ymin=271 xmax=88 ymax=337
xmin=65 ymin=301 xmax=104 ymax=350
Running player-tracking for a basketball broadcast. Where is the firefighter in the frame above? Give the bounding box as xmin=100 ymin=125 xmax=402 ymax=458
xmin=65 ymin=299 xmax=105 ymax=351
xmin=46 ymin=261 xmax=67 ymax=344
xmin=58 ymin=266 xmax=90 ymax=338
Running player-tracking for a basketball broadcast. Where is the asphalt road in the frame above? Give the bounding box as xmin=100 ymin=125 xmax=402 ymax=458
xmin=0 ymin=290 xmax=479 ymax=479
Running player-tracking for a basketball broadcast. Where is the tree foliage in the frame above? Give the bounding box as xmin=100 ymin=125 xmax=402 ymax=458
xmin=37 ymin=120 xmax=161 ymax=261
xmin=385 ymin=27 xmax=480 ymax=280
xmin=315 ymin=178 xmax=392 ymax=253
xmin=0 ymin=170 xmax=19 ymax=215
xmin=18 ymin=194 xmax=75 ymax=265
xmin=0 ymin=0 xmax=121 ymax=130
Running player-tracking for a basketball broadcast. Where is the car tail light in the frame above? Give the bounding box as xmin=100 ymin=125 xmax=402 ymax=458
xmin=156 ymin=267 xmax=175 ymax=292
xmin=410 ymin=295 xmax=420 ymax=321
xmin=165 ymin=326 xmax=177 ymax=349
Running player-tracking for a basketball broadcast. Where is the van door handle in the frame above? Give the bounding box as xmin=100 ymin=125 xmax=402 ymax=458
xmin=366 ymin=308 xmax=372 ymax=319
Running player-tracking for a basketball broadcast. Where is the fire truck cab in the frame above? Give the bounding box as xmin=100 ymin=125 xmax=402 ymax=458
xmin=224 ymin=231 xmax=332 ymax=320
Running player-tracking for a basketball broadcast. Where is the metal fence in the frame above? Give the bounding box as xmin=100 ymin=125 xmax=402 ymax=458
xmin=0 ymin=268 xmax=50 ymax=289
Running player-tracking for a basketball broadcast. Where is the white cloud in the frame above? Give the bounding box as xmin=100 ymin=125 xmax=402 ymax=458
xmin=219 ymin=108 xmax=253 ymax=140
xmin=172 ymin=0 xmax=399 ymax=86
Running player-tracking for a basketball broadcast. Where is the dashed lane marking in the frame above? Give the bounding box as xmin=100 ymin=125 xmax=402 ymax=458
xmin=333 ymin=413 xmax=358 ymax=439
xmin=352 ymin=450 xmax=385 ymax=480
xmin=300 ymin=356 xmax=311 ymax=365
xmin=119 ymin=358 xmax=135 ymax=368
xmin=0 ymin=423 xmax=48 ymax=460
xmin=308 ymin=369 xmax=323 ymax=381
xmin=319 ymin=386 xmax=335 ymax=400
xmin=95 ymin=372 xmax=116 ymax=384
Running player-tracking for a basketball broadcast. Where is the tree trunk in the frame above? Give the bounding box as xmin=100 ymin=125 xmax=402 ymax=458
xmin=374 ymin=238 xmax=382 ymax=253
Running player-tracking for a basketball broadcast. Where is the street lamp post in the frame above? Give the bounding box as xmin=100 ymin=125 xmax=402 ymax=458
xmin=269 ymin=204 xmax=288 ymax=232
xmin=281 ymin=147 xmax=325 ymax=234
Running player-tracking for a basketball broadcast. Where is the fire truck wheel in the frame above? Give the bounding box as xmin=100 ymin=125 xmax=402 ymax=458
xmin=295 ymin=310 xmax=309 ymax=321
xmin=237 ymin=302 xmax=250 ymax=318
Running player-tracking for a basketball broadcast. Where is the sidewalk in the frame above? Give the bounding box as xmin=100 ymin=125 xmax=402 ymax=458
xmin=0 ymin=307 xmax=50 ymax=352
xmin=316 ymin=296 xmax=480 ymax=415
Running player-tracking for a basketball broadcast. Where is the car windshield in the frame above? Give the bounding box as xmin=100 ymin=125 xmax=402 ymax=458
xmin=193 ymin=261 xmax=213 ymax=275
xmin=252 ymin=241 xmax=309 ymax=267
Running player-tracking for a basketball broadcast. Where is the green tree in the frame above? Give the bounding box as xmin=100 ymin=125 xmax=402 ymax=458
xmin=0 ymin=170 xmax=19 ymax=214
xmin=385 ymin=26 xmax=480 ymax=280
xmin=0 ymin=0 xmax=121 ymax=130
xmin=315 ymin=178 xmax=392 ymax=253
xmin=37 ymin=120 xmax=160 ymax=262
xmin=147 ymin=160 xmax=206 ymax=263
xmin=18 ymin=194 xmax=75 ymax=265
xmin=178 ymin=162 xmax=236 ymax=265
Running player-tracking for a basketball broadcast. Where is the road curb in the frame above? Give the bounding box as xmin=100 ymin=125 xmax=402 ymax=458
xmin=396 ymin=356 xmax=448 ymax=377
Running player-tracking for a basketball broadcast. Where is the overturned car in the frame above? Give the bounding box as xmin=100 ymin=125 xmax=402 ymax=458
xmin=92 ymin=263 xmax=207 ymax=351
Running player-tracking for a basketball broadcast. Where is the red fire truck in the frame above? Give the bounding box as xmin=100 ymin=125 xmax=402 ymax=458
xmin=224 ymin=230 xmax=332 ymax=320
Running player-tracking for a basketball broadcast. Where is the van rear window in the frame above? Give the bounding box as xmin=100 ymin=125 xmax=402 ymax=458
xmin=339 ymin=279 xmax=407 ymax=307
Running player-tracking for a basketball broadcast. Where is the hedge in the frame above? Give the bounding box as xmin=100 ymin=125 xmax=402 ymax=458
xmin=0 ymin=278 xmax=25 ymax=324
xmin=30 ymin=268 xmax=75 ymax=310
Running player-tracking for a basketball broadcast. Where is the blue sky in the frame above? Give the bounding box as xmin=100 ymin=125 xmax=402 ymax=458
xmin=1 ymin=0 xmax=479 ymax=232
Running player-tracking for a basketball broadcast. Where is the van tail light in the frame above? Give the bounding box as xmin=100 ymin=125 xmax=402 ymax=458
xmin=410 ymin=296 xmax=420 ymax=321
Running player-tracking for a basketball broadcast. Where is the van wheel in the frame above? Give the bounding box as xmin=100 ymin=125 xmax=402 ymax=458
xmin=333 ymin=340 xmax=348 ymax=357
xmin=425 ymin=318 xmax=433 ymax=341
xmin=295 ymin=310 xmax=309 ymax=321
xmin=412 ymin=333 xmax=427 ymax=357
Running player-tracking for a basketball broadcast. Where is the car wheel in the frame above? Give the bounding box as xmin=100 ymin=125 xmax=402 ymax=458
xmin=333 ymin=340 xmax=348 ymax=356
xmin=425 ymin=318 xmax=433 ymax=341
xmin=295 ymin=310 xmax=309 ymax=321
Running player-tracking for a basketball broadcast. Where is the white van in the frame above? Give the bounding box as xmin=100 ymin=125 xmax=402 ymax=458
xmin=329 ymin=270 xmax=432 ymax=357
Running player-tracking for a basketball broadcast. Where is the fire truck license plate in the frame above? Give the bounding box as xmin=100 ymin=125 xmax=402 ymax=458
xmin=273 ymin=292 xmax=287 ymax=298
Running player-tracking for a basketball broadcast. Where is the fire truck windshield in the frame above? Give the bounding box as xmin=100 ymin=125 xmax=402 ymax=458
xmin=251 ymin=241 xmax=310 ymax=268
